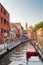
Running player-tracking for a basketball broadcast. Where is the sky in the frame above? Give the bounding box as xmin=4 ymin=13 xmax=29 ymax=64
xmin=0 ymin=0 xmax=43 ymax=28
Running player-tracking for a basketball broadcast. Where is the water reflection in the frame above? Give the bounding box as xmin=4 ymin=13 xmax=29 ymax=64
xmin=0 ymin=42 xmax=43 ymax=65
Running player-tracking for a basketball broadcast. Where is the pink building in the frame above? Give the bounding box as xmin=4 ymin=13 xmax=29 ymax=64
xmin=10 ymin=23 xmax=20 ymax=42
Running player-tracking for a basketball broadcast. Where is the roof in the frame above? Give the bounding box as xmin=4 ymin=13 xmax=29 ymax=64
xmin=0 ymin=3 xmax=9 ymax=15
xmin=36 ymin=27 xmax=43 ymax=33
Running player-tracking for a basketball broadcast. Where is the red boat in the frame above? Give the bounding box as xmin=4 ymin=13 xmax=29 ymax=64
xmin=26 ymin=46 xmax=38 ymax=61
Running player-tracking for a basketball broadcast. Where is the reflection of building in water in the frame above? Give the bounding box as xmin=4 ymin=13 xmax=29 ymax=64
xmin=36 ymin=27 xmax=43 ymax=50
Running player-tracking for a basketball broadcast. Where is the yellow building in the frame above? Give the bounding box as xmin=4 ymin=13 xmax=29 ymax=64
xmin=36 ymin=27 xmax=43 ymax=50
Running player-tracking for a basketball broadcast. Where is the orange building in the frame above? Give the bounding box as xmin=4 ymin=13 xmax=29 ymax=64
xmin=0 ymin=3 xmax=10 ymax=44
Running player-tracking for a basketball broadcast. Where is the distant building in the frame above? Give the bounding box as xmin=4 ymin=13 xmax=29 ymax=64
xmin=0 ymin=3 xmax=10 ymax=44
xmin=13 ymin=23 xmax=22 ymax=40
xmin=25 ymin=25 xmax=35 ymax=39
xmin=25 ymin=23 xmax=28 ymax=30
xmin=10 ymin=23 xmax=21 ymax=41
xmin=14 ymin=22 xmax=21 ymax=29
xmin=10 ymin=23 xmax=16 ymax=41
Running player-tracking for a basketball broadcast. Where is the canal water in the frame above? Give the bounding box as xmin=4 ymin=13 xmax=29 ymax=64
xmin=0 ymin=42 xmax=43 ymax=65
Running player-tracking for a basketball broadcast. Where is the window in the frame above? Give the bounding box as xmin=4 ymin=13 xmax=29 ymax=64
xmin=1 ymin=28 xmax=3 ymax=33
xmin=4 ymin=29 xmax=8 ymax=36
xmin=1 ymin=7 xmax=3 ymax=12
xmin=4 ymin=19 xmax=6 ymax=25
xmin=4 ymin=9 xmax=6 ymax=15
xmin=0 ymin=28 xmax=3 ymax=33
xmin=7 ymin=30 xmax=9 ymax=35
xmin=0 ymin=39 xmax=4 ymax=44
xmin=1 ymin=17 xmax=3 ymax=23
xmin=0 ymin=29 xmax=1 ymax=32
xmin=7 ymin=22 xmax=9 ymax=26
xmin=4 ymin=29 xmax=6 ymax=33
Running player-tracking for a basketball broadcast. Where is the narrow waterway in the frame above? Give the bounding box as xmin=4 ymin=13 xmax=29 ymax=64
xmin=0 ymin=42 xmax=43 ymax=65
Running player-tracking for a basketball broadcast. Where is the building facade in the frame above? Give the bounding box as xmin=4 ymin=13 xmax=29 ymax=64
xmin=10 ymin=23 xmax=20 ymax=42
xmin=36 ymin=27 xmax=43 ymax=50
xmin=0 ymin=3 xmax=10 ymax=55
xmin=25 ymin=26 xmax=35 ymax=39
xmin=0 ymin=3 xmax=10 ymax=44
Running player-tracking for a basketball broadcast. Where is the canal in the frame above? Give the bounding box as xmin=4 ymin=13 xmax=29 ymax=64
xmin=0 ymin=42 xmax=43 ymax=65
